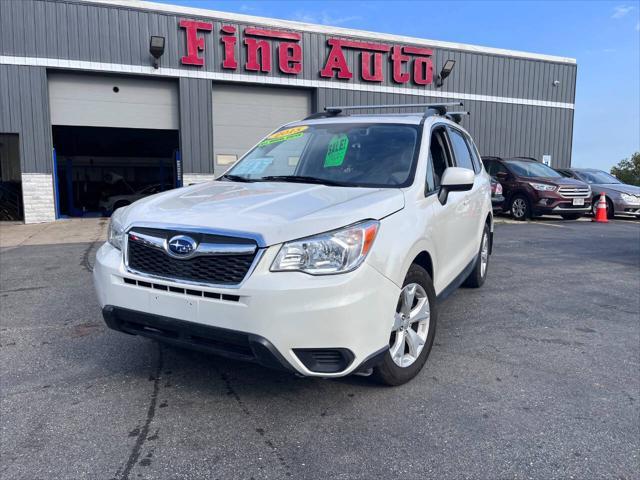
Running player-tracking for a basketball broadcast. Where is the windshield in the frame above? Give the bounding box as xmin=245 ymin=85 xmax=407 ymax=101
xmin=224 ymin=123 xmax=420 ymax=188
xmin=576 ymin=170 xmax=621 ymax=184
xmin=505 ymin=160 xmax=562 ymax=178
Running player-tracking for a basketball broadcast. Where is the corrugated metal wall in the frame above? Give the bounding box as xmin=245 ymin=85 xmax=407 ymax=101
xmin=0 ymin=65 xmax=52 ymax=174
xmin=179 ymin=77 xmax=213 ymax=174
xmin=0 ymin=0 xmax=576 ymax=105
xmin=0 ymin=0 xmax=577 ymax=173
xmin=316 ymin=89 xmax=575 ymax=165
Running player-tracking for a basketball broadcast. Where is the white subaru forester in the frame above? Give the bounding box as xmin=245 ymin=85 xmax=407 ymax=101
xmin=94 ymin=103 xmax=493 ymax=386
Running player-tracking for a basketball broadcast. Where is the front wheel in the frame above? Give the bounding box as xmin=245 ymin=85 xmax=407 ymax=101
xmin=372 ymin=264 xmax=437 ymax=386
xmin=510 ymin=195 xmax=530 ymax=221
xmin=592 ymin=196 xmax=614 ymax=219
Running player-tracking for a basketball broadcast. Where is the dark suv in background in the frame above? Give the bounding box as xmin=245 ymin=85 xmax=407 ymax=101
xmin=482 ymin=157 xmax=592 ymax=220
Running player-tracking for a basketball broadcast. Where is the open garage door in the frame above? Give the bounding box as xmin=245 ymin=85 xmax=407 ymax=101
xmin=0 ymin=134 xmax=23 ymax=221
xmin=48 ymin=72 xmax=179 ymax=216
xmin=212 ymin=84 xmax=311 ymax=174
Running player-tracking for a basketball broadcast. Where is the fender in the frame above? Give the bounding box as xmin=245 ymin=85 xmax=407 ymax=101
xmin=366 ymin=207 xmax=441 ymax=290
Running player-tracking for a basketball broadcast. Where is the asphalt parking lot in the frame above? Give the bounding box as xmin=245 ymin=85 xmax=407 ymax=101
xmin=1 ymin=217 xmax=639 ymax=480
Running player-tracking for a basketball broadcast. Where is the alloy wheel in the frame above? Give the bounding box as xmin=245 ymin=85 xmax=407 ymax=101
xmin=389 ymin=283 xmax=430 ymax=368
xmin=512 ymin=198 xmax=527 ymax=219
xmin=480 ymin=233 xmax=489 ymax=278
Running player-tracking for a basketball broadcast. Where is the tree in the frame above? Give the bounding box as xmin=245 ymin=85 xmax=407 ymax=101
xmin=610 ymin=152 xmax=640 ymax=186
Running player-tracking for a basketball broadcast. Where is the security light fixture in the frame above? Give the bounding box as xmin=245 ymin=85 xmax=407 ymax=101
xmin=149 ymin=36 xmax=166 ymax=69
xmin=436 ymin=59 xmax=456 ymax=87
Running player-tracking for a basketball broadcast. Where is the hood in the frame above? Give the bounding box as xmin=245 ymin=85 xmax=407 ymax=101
xmin=119 ymin=181 xmax=405 ymax=246
xmin=527 ymin=176 xmax=587 ymax=187
xmin=591 ymin=183 xmax=640 ymax=196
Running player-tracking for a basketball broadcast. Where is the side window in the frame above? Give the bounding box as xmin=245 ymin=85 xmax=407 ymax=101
xmin=426 ymin=126 xmax=453 ymax=195
xmin=494 ymin=162 xmax=509 ymax=177
xmin=465 ymin=134 xmax=483 ymax=174
xmin=448 ymin=128 xmax=475 ymax=172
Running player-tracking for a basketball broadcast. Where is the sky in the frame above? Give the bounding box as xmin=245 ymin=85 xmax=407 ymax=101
xmin=156 ymin=0 xmax=640 ymax=171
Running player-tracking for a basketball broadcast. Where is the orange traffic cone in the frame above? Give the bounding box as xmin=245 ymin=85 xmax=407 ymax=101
xmin=592 ymin=192 xmax=608 ymax=223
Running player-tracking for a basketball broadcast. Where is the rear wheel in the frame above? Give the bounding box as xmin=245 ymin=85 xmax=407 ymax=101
xmin=463 ymin=224 xmax=490 ymax=288
xmin=372 ymin=264 xmax=437 ymax=386
xmin=510 ymin=195 xmax=530 ymax=221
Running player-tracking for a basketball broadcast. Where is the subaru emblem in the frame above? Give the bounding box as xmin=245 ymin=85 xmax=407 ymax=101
xmin=166 ymin=235 xmax=197 ymax=258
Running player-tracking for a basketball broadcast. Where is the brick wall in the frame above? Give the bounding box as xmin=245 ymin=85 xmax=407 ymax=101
xmin=21 ymin=173 xmax=56 ymax=224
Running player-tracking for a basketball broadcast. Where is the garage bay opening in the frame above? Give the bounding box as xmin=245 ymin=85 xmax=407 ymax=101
xmin=47 ymin=72 xmax=181 ymax=217
xmin=0 ymin=134 xmax=23 ymax=222
xmin=52 ymin=126 xmax=179 ymax=217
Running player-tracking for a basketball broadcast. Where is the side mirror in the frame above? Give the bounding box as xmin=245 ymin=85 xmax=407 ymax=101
xmin=439 ymin=167 xmax=475 ymax=204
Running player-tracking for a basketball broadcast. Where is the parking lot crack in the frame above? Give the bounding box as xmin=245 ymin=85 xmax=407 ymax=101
xmin=81 ymin=219 xmax=107 ymax=272
xmin=218 ymin=370 xmax=292 ymax=477
xmin=116 ymin=344 xmax=163 ymax=480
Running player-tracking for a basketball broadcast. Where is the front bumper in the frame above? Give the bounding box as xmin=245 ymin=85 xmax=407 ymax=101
xmin=93 ymin=242 xmax=399 ymax=377
xmin=533 ymin=193 xmax=591 ymax=215
xmin=612 ymin=197 xmax=640 ymax=216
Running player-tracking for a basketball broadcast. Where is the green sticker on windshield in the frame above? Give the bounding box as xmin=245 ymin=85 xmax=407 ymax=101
xmin=324 ymin=134 xmax=349 ymax=167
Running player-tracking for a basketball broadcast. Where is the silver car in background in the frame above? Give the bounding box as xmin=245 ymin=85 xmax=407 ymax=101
xmin=556 ymin=168 xmax=640 ymax=219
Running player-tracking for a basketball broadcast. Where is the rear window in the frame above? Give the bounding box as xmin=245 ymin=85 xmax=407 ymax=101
xmin=448 ymin=128 xmax=475 ymax=172
xmin=226 ymin=123 xmax=421 ymax=188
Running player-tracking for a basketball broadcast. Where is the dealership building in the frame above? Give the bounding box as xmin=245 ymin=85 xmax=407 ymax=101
xmin=0 ymin=0 xmax=577 ymax=223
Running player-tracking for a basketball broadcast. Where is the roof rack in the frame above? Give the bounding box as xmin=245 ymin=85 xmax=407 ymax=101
xmin=304 ymin=102 xmax=464 ymax=120
xmin=445 ymin=111 xmax=470 ymax=124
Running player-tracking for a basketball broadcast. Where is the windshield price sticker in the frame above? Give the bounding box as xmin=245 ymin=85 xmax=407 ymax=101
xmin=324 ymin=134 xmax=349 ymax=167
xmin=232 ymin=157 xmax=273 ymax=175
xmin=259 ymin=126 xmax=308 ymax=147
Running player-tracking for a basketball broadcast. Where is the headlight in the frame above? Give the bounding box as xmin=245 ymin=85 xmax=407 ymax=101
xmin=271 ymin=220 xmax=379 ymax=275
xmin=107 ymin=208 xmax=126 ymax=250
xmin=621 ymin=193 xmax=640 ymax=204
xmin=529 ymin=182 xmax=556 ymax=191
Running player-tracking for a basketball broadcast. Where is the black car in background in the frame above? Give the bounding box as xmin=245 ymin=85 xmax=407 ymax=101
xmin=482 ymin=157 xmax=592 ymax=220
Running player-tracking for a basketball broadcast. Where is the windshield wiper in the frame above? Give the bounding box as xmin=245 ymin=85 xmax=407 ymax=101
xmin=219 ymin=174 xmax=256 ymax=183
xmin=259 ymin=175 xmax=352 ymax=187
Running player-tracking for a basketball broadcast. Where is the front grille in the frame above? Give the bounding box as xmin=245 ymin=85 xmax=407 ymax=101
xmin=558 ymin=186 xmax=590 ymax=198
xmin=126 ymin=228 xmax=258 ymax=286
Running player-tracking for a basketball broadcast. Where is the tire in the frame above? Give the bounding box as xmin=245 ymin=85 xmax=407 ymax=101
xmin=592 ymin=196 xmax=614 ymax=219
xmin=606 ymin=199 xmax=615 ymax=219
xmin=112 ymin=200 xmax=130 ymax=212
xmin=372 ymin=264 xmax=437 ymax=386
xmin=510 ymin=195 xmax=530 ymax=221
xmin=463 ymin=224 xmax=490 ymax=288
xmin=561 ymin=214 xmax=582 ymax=220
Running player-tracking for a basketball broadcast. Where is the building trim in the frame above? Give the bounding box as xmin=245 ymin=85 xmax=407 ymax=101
xmin=79 ymin=0 xmax=577 ymax=65
xmin=0 ymin=55 xmax=575 ymax=110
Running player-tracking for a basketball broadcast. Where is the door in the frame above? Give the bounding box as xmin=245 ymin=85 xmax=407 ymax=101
xmin=212 ymin=84 xmax=311 ymax=175
xmin=447 ymin=126 xmax=485 ymax=264
xmin=423 ymin=125 xmax=471 ymax=291
xmin=48 ymin=72 xmax=179 ymax=129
